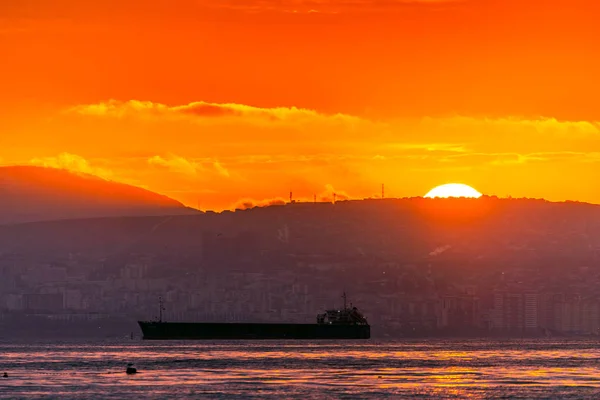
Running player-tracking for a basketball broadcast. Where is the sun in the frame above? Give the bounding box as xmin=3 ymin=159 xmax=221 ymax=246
xmin=424 ymin=183 xmax=482 ymax=199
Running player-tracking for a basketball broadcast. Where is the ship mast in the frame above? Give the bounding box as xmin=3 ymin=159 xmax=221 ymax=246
xmin=342 ymin=291 xmax=347 ymax=310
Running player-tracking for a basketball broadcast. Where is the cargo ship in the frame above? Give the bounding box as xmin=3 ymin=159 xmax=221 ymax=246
xmin=138 ymin=293 xmax=370 ymax=340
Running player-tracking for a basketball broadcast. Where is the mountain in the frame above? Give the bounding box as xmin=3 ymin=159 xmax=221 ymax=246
xmin=0 ymin=166 xmax=198 ymax=224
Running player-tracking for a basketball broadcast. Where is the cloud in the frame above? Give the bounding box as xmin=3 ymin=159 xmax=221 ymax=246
xmin=436 ymin=151 xmax=600 ymax=167
xmin=386 ymin=142 xmax=469 ymax=153
xmin=29 ymin=153 xmax=113 ymax=180
xmin=148 ymin=154 xmax=201 ymax=176
xmin=69 ymin=99 xmax=362 ymax=126
xmin=148 ymin=154 xmax=231 ymax=178
xmin=66 ymin=100 xmax=600 ymax=160
xmin=213 ymin=161 xmax=230 ymax=177
xmin=488 ymin=153 xmax=546 ymax=166
xmin=419 ymin=116 xmax=600 ymax=143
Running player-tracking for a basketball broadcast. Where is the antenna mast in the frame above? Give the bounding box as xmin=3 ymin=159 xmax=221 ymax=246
xmin=158 ymin=296 xmax=165 ymax=323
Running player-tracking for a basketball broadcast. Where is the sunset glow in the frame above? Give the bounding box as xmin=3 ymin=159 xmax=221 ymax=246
xmin=1 ymin=0 xmax=599 ymax=210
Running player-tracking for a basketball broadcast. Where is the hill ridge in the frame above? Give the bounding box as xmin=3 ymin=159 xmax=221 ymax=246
xmin=0 ymin=165 xmax=198 ymax=224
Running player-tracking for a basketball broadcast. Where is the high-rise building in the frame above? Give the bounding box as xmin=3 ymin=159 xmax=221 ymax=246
xmin=491 ymin=289 xmax=539 ymax=333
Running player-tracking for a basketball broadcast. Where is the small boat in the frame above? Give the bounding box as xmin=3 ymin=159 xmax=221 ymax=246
xmin=126 ymin=364 xmax=137 ymax=374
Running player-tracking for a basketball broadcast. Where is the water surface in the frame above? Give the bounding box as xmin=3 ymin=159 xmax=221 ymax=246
xmin=1 ymin=339 xmax=600 ymax=399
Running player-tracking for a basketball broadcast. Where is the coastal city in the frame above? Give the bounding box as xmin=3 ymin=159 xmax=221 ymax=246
xmin=1 ymin=203 xmax=599 ymax=338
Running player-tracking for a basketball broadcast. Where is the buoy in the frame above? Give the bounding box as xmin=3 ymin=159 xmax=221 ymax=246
xmin=126 ymin=363 xmax=137 ymax=374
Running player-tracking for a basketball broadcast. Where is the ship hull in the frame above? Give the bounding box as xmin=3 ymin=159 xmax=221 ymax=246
xmin=138 ymin=321 xmax=370 ymax=340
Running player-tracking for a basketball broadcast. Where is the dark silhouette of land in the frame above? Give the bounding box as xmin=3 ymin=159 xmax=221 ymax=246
xmin=0 ymin=166 xmax=198 ymax=224
xmin=1 ymin=171 xmax=600 ymax=338
xmin=1 ymin=195 xmax=597 ymax=265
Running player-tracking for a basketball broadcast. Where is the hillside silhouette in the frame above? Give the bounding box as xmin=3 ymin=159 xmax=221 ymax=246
xmin=0 ymin=166 xmax=197 ymax=224
xmin=1 ymin=196 xmax=598 ymax=267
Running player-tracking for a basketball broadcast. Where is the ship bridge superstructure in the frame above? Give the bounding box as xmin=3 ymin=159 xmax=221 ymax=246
xmin=317 ymin=293 xmax=369 ymax=325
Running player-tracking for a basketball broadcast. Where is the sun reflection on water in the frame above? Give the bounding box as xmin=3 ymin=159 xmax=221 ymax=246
xmin=2 ymin=340 xmax=600 ymax=398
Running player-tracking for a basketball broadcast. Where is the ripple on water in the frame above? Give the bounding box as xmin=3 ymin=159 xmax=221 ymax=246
xmin=2 ymin=339 xmax=600 ymax=399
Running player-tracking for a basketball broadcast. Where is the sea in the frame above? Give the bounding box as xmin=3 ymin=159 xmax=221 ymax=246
xmin=1 ymin=339 xmax=600 ymax=399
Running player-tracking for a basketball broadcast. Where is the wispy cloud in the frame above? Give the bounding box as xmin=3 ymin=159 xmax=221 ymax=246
xmin=148 ymin=154 xmax=202 ymax=176
xmin=213 ymin=161 xmax=230 ymax=177
xmin=30 ymin=152 xmax=114 ymax=180
xmin=420 ymin=115 xmax=600 ymax=140
xmin=148 ymin=154 xmax=231 ymax=178
xmin=67 ymin=100 xmax=600 ymax=156
xmin=386 ymin=142 xmax=469 ymax=153
xmin=433 ymin=151 xmax=600 ymax=167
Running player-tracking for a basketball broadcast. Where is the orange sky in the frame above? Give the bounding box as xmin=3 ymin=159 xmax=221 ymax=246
xmin=1 ymin=0 xmax=599 ymax=210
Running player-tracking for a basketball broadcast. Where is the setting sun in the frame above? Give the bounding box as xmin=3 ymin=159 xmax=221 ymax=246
xmin=424 ymin=184 xmax=483 ymax=199
xmin=2 ymin=0 xmax=599 ymax=210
